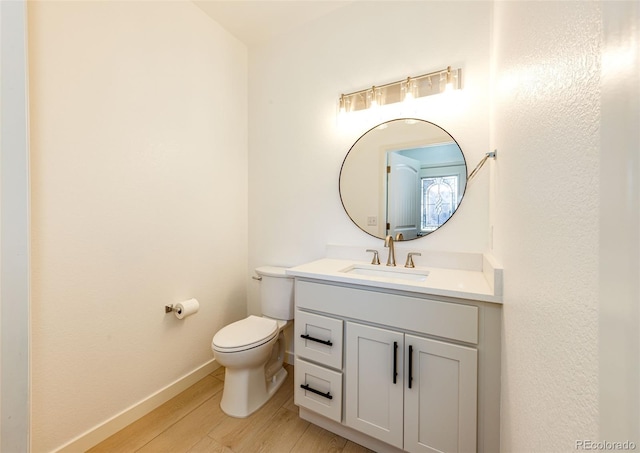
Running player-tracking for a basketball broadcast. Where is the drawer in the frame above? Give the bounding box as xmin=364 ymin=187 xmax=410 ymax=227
xmin=294 ymin=358 xmax=342 ymax=423
xmin=295 ymin=309 xmax=343 ymax=370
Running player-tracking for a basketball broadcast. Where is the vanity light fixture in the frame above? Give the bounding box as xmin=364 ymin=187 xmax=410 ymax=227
xmin=337 ymin=66 xmax=461 ymax=114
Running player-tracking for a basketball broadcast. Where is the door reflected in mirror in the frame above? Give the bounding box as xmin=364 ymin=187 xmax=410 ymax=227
xmin=339 ymin=119 xmax=467 ymax=241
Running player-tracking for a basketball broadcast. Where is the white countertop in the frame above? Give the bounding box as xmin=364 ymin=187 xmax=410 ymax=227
xmin=286 ymin=258 xmax=503 ymax=304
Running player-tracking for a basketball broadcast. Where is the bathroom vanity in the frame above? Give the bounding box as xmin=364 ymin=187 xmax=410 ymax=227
xmin=287 ymin=254 xmax=502 ymax=453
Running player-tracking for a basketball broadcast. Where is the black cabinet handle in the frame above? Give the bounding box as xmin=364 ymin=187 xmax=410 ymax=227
xmin=393 ymin=341 xmax=398 ymax=384
xmin=408 ymin=345 xmax=414 ymax=389
xmin=300 ymin=334 xmax=333 ymax=347
xmin=300 ymin=384 xmax=333 ymax=400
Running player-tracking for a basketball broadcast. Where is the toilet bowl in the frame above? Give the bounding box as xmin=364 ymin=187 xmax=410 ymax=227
xmin=211 ymin=266 xmax=294 ymax=418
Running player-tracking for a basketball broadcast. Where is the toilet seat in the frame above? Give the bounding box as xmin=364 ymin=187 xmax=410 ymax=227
xmin=212 ymin=315 xmax=278 ymax=353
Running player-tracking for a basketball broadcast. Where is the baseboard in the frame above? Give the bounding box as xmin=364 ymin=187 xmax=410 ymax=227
xmin=54 ymin=359 xmax=221 ymax=453
xmin=285 ymin=349 xmax=294 ymax=365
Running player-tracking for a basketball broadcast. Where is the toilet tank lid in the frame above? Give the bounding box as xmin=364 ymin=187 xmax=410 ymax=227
xmin=255 ymin=266 xmax=290 ymax=278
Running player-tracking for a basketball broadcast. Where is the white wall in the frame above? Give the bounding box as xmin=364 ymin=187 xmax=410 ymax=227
xmin=491 ymin=2 xmax=602 ymax=450
xmin=0 ymin=1 xmax=30 ymax=451
xmin=598 ymin=1 xmax=639 ymax=443
xmin=247 ymin=1 xmax=492 ymax=315
xmin=28 ymin=2 xmax=247 ymax=451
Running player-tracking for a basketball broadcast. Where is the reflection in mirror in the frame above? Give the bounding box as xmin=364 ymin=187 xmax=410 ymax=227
xmin=339 ymin=119 xmax=466 ymax=241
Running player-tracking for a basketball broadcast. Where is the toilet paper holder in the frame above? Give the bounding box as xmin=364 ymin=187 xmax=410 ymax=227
xmin=165 ymin=298 xmax=200 ymax=319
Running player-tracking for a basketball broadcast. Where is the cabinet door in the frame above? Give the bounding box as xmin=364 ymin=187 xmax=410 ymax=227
xmin=345 ymin=322 xmax=404 ymax=448
xmin=404 ymin=334 xmax=478 ymax=453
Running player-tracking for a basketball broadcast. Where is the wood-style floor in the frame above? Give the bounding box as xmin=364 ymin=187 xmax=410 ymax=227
xmin=89 ymin=365 xmax=373 ymax=453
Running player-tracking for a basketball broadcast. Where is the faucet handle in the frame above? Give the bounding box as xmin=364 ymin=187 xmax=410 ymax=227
xmin=366 ymin=249 xmax=380 ymax=265
xmin=405 ymin=252 xmax=421 ymax=268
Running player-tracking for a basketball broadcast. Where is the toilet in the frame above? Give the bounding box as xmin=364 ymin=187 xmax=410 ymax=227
xmin=211 ymin=266 xmax=294 ymax=418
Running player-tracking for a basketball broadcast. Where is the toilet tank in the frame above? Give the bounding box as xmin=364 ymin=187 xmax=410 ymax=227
xmin=255 ymin=266 xmax=294 ymax=320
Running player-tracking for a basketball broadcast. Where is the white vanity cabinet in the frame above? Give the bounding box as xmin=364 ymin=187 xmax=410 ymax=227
xmin=292 ymin=278 xmax=501 ymax=453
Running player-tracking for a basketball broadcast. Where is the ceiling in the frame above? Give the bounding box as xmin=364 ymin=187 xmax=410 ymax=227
xmin=193 ymin=1 xmax=353 ymax=47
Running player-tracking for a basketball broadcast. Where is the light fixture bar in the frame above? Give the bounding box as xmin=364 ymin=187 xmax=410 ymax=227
xmin=338 ymin=66 xmax=461 ymax=113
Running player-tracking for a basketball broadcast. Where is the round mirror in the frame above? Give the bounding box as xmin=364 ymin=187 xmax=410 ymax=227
xmin=339 ymin=118 xmax=467 ymax=241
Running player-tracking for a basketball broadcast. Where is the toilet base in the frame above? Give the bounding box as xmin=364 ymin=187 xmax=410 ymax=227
xmin=267 ymin=366 xmax=288 ymax=400
xmin=220 ymin=366 xmax=288 ymax=418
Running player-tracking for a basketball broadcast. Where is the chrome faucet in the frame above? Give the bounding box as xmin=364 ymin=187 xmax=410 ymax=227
xmin=384 ymin=235 xmax=396 ymax=266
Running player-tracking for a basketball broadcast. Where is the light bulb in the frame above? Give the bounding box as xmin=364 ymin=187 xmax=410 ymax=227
xmin=444 ymin=66 xmax=454 ymax=92
xmin=336 ymin=94 xmax=349 ymax=125
xmin=368 ymin=86 xmax=380 ymax=110
xmin=338 ymin=94 xmax=347 ymax=115
xmin=402 ymin=76 xmax=416 ymax=103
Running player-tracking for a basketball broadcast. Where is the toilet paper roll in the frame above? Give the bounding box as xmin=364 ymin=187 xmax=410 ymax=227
xmin=174 ymin=298 xmax=199 ymax=319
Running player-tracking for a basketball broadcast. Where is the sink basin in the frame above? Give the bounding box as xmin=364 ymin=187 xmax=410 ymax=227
xmin=340 ymin=264 xmax=429 ymax=282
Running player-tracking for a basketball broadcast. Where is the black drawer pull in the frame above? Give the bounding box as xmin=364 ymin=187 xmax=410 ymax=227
xmin=300 ymin=384 xmax=333 ymax=400
xmin=300 ymin=334 xmax=333 ymax=347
